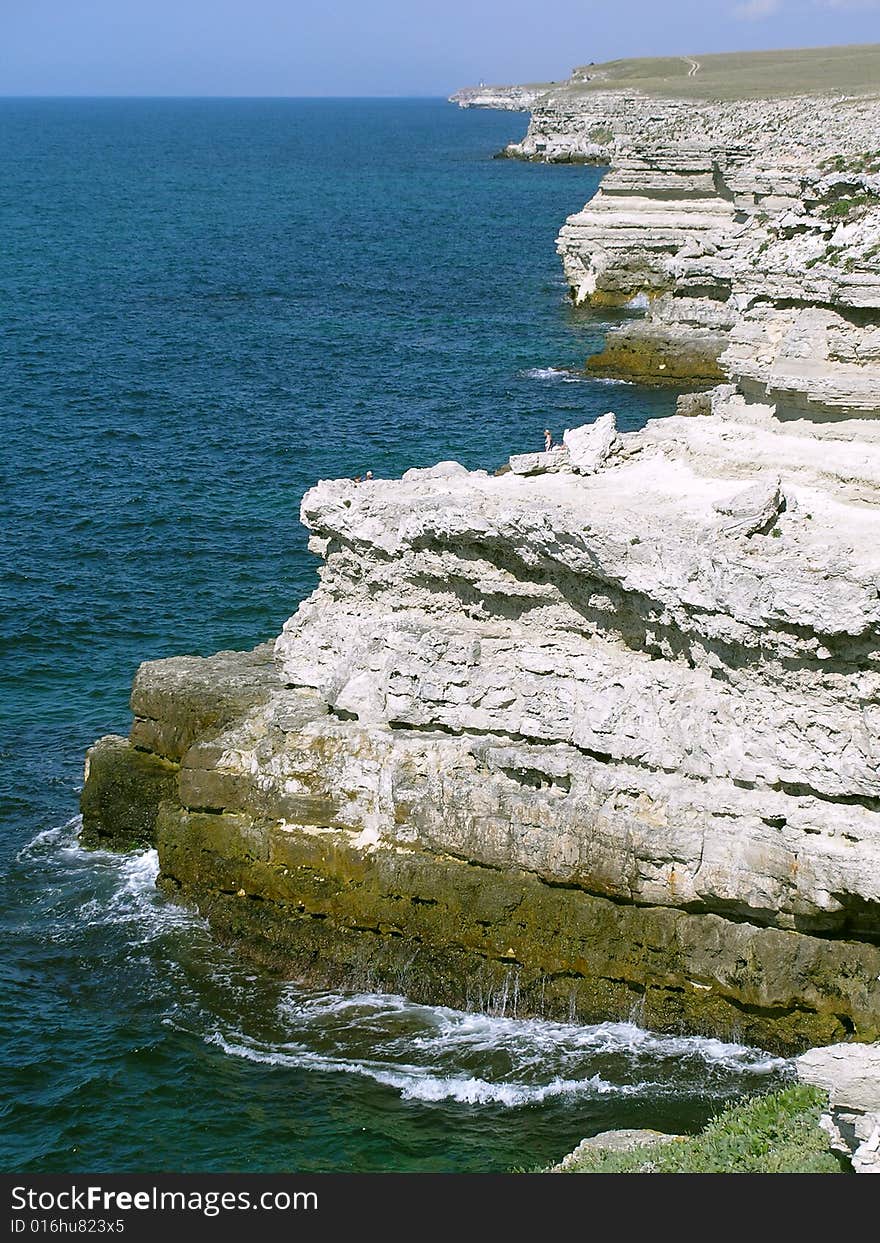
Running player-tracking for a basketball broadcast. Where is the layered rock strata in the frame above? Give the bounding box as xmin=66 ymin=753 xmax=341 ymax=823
xmin=449 ymin=85 xmax=543 ymax=112
xmin=80 ymin=72 xmax=880 ymax=1055
xmin=84 ymin=402 xmax=880 ymax=1052
xmin=488 ymin=85 xmax=880 ymax=396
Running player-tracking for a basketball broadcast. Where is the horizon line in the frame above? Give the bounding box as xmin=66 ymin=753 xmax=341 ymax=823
xmin=0 ymin=93 xmax=457 ymax=101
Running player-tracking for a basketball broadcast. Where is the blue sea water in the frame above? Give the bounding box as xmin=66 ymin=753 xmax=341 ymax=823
xmin=0 ymin=98 xmax=788 ymax=1173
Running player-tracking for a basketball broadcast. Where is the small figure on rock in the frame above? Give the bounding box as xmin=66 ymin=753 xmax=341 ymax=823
xmin=365 ymin=470 xmax=374 ymax=481
xmin=544 ymin=428 xmax=554 ymax=452
xmin=352 ymin=475 xmax=362 ymax=484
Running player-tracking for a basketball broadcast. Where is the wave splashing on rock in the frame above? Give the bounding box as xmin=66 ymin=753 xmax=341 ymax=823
xmin=202 ymin=987 xmax=788 ymax=1109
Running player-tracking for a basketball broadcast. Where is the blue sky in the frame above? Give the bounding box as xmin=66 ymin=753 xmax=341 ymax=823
xmin=2 ymin=0 xmax=879 ymax=96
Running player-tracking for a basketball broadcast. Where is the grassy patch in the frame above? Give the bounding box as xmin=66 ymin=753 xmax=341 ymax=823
xmin=822 ymin=192 xmax=875 ymax=220
xmin=820 ymin=151 xmax=880 ymax=174
xmin=558 ymin=44 xmax=880 ymax=100
xmin=557 ymin=1085 xmax=840 ymax=1174
xmin=588 ymin=124 xmax=614 ymax=145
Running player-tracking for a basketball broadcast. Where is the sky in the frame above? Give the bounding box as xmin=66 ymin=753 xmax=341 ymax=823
xmin=1 ymin=0 xmax=879 ymax=96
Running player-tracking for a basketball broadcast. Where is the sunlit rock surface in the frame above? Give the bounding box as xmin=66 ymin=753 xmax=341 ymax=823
xmin=83 ymin=399 xmax=880 ymax=1051
xmin=81 ymin=71 xmax=880 ymax=1054
xmin=797 ymin=1042 xmax=880 ymax=1172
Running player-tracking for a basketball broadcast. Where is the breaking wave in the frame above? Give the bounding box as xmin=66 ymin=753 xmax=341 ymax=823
xmin=205 ymin=1030 xmax=637 ymax=1106
xmin=201 ymin=987 xmax=788 ymax=1109
xmin=16 ymin=816 xmax=198 ymax=943
xmin=19 ymin=819 xmax=789 ymax=1118
xmin=521 ymin=367 xmax=634 ymax=386
xmin=521 ymin=366 xmax=585 ymax=383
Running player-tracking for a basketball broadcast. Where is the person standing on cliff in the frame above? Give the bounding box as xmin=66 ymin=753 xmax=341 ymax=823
xmin=544 ymin=428 xmax=554 ymax=452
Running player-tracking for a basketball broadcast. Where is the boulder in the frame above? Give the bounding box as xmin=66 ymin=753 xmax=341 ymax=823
xmin=714 ymin=475 xmax=784 ymax=536
xmin=796 ymin=1043 xmax=880 ymax=1173
xmin=562 ymin=413 xmax=619 ymax=474
xmin=508 ymin=448 xmax=571 ymax=475
xmin=552 ymin=1129 xmax=682 ymax=1172
xmin=402 ymin=461 xmax=469 ymax=481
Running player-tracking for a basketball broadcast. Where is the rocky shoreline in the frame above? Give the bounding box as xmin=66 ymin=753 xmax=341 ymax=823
xmin=83 ymin=69 xmax=880 ymax=1059
xmin=460 ymin=81 xmax=880 ymax=397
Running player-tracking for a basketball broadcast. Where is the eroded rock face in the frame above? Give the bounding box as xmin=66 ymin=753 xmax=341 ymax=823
xmin=448 ymin=85 xmax=543 ymax=113
xmin=510 ymin=85 xmax=880 ymax=401
xmin=78 ymin=78 xmax=880 ymax=1053
xmin=796 ymin=1042 xmax=880 ymax=1172
xmin=270 ymin=425 xmax=880 ymax=940
xmin=81 ymin=397 xmax=880 ymax=1051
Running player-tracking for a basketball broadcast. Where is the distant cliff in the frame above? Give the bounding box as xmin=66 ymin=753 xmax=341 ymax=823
xmin=477 ymin=51 xmax=880 ymax=399
xmin=448 ymin=84 xmax=542 ymax=111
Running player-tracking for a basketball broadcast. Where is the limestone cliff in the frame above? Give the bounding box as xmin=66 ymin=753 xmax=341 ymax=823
xmin=449 ymin=85 xmax=543 ymax=112
xmin=82 ymin=404 xmax=880 ymax=1052
xmin=81 ymin=57 xmax=880 ymax=1055
xmin=506 ymin=84 xmax=880 ymax=400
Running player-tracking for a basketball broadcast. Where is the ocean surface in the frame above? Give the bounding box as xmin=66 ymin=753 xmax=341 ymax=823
xmin=0 ymin=98 xmax=789 ymax=1173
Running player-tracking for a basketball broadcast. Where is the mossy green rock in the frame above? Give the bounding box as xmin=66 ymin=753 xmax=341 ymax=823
xmin=587 ymin=324 xmax=727 ymax=385
xmin=129 ymin=642 xmax=276 ymax=762
xmin=80 ymin=735 xmax=178 ymax=850
xmin=80 ymin=645 xmax=880 ymax=1054
xmin=154 ymin=802 xmax=880 ymax=1054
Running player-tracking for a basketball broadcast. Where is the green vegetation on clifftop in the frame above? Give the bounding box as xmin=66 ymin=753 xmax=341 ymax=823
xmin=556 ymin=1085 xmax=841 ymax=1174
xmin=566 ymin=44 xmax=880 ymax=100
xmin=491 ymin=44 xmax=880 ymax=102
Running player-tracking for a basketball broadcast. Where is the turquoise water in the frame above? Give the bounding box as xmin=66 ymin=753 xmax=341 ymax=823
xmin=0 ymin=98 xmax=788 ymax=1172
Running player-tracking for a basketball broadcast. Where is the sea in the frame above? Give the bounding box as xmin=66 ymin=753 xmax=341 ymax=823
xmin=0 ymin=98 xmax=789 ymax=1173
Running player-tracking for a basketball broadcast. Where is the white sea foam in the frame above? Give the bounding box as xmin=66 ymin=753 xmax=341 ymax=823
xmin=15 ymin=817 xmax=82 ymax=862
xmin=276 ymin=990 xmax=786 ymax=1076
xmin=521 ymin=367 xmax=634 ymax=387
xmin=521 ymin=366 xmax=584 ymax=383
xmin=206 ymin=1030 xmax=644 ymax=1106
xmin=17 ymin=815 xmax=196 ymax=938
xmin=201 ymin=987 xmax=788 ymax=1108
xmin=22 ymin=821 xmax=787 ymax=1111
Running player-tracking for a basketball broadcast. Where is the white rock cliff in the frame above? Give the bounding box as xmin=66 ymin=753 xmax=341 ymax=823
xmin=80 ymin=64 xmax=880 ymax=1056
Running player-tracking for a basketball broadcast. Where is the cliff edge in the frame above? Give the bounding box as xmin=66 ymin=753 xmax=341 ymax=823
xmin=480 ymin=46 xmax=880 ymax=393
xmin=81 ymin=48 xmax=880 ymax=1055
xmin=82 ymin=400 xmax=880 ymax=1052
